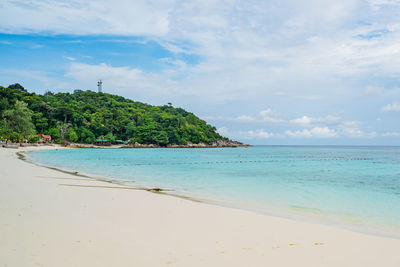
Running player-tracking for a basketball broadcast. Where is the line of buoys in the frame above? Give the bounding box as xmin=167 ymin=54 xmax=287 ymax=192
xmin=115 ymin=157 xmax=373 ymax=166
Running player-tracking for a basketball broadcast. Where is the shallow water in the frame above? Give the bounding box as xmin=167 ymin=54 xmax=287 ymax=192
xmin=29 ymin=146 xmax=400 ymax=237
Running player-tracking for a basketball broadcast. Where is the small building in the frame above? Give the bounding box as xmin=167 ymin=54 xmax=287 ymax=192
xmin=38 ymin=133 xmax=52 ymax=143
xmin=94 ymin=139 xmax=110 ymax=145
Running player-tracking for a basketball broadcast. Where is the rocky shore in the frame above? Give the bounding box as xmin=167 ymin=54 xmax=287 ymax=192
xmin=123 ymin=140 xmax=250 ymax=148
xmin=3 ymin=140 xmax=250 ymax=149
xmin=68 ymin=140 xmax=250 ymax=148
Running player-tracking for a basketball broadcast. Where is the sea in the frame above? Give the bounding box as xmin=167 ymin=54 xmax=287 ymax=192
xmin=28 ymin=146 xmax=400 ymax=238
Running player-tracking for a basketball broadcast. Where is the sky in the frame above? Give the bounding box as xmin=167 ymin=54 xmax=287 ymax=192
xmin=1 ymin=0 xmax=400 ymax=145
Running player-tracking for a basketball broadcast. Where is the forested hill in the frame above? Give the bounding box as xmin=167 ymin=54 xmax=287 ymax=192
xmin=0 ymin=83 xmax=229 ymax=145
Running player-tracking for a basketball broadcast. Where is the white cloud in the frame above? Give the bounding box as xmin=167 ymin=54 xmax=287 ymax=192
xmin=290 ymin=116 xmax=313 ymax=126
xmin=216 ymin=126 xmax=229 ymax=137
xmin=207 ymin=111 xmax=344 ymax=130
xmin=382 ymin=131 xmax=400 ymax=136
xmin=382 ymin=102 xmax=400 ymax=111
xmin=0 ymin=0 xmax=172 ymax=35
xmin=337 ymin=121 xmax=378 ymax=138
xmin=217 ymin=127 xmax=281 ymax=140
xmin=285 ymin=127 xmax=338 ymax=138
xmin=258 ymin=109 xmax=283 ymax=123
xmin=235 ymin=109 xmax=283 ymax=123
xmin=63 ymin=56 xmax=76 ymax=61
xmin=65 ymin=62 xmax=182 ymax=100
xmin=236 ymin=115 xmax=256 ymax=123
xmin=368 ymin=0 xmax=400 ymax=7
xmin=0 ymin=68 xmax=52 ymax=84
xmin=289 ymin=115 xmax=341 ymax=127
xmin=363 ymin=85 xmax=385 ymax=95
xmin=0 ymin=68 xmax=72 ymax=94
xmin=218 ymin=124 xmax=384 ymax=141
xmin=4 ymin=0 xmax=400 ymax=106
xmin=341 ymin=126 xmax=365 ymax=137
xmin=242 ymin=129 xmax=277 ymax=139
xmin=202 ymin=109 xmax=284 ymax=124
xmin=338 ymin=121 xmax=363 ymax=137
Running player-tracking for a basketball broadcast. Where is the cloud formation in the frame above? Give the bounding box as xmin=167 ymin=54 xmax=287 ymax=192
xmin=382 ymin=102 xmax=400 ymax=112
xmin=289 ymin=115 xmax=341 ymax=127
xmin=218 ymin=127 xmax=279 ymax=140
xmin=0 ymin=0 xmax=171 ymax=36
xmin=65 ymin=62 xmax=180 ymax=100
xmin=285 ymin=127 xmax=338 ymax=138
xmin=3 ymin=0 xmax=400 ymax=104
xmin=214 ymin=109 xmax=381 ymax=141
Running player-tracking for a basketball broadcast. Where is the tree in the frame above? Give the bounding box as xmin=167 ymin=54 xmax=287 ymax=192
xmin=78 ymin=127 xmax=95 ymax=143
xmin=8 ymin=83 xmax=26 ymax=92
xmin=58 ymin=122 xmax=71 ymax=144
xmin=3 ymin=100 xmax=35 ymax=138
xmin=28 ymin=135 xmax=41 ymax=143
xmin=153 ymin=130 xmax=169 ymax=146
xmin=105 ymin=132 xmax=116 ymax=143
xmin=67 ymin=128 xmax=78 ymax=143
xmin=10 ymin=132 xmax=24 ymax=142
xmin=47 ymin=127 xmax=60 ymax=143
xmin=33 ymin=112 xmax=48 ymax=132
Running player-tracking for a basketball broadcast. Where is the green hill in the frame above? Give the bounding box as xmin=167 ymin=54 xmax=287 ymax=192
xmin=0 ymin=83 xmax=229 ymax=146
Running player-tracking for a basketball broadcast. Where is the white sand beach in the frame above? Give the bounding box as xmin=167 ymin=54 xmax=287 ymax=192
xmin=1 ymin=146 xmax=400 ymax=267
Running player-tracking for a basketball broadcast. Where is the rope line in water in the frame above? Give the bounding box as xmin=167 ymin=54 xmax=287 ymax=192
xmin=111 ymin=157 xmax=373 ymax=166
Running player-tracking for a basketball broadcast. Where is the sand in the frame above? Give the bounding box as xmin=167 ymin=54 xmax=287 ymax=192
xmin=1 ymin=146 xmax=400 ymax=267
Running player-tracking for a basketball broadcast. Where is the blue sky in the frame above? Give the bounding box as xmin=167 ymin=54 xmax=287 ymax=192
xmin=1 ymin=0 xmax=400 ymax=145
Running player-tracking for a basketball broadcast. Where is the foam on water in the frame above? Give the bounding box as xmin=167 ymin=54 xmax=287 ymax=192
xmin=28 ymin=146 xmax=400 ymax=237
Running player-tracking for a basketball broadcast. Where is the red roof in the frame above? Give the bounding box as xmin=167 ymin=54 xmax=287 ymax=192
xmin=38 ymin=133 xmax=51 ymax=140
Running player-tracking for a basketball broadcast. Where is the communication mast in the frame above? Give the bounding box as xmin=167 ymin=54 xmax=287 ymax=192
xmin=97 ymin=80 xmax=103 ymax=92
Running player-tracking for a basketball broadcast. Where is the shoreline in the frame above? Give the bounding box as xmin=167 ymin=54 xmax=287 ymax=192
xmin=2 ymin=146 xmax=400 ymax=266
xmin=64 ymin=139 xmax=250 ymax=149
xmin=21 ymin=149 xmax=189 ymax=195
xmin=23 ymin=146 xmax=400 ymax=240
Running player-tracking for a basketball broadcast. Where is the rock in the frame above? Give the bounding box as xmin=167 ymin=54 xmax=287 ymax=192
xmin=122 ymin=140 xmax=250 ymax=148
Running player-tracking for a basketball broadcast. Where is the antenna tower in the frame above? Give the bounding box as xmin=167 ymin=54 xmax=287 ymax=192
xmin=97 ymin=80 xmax=103 ymax=93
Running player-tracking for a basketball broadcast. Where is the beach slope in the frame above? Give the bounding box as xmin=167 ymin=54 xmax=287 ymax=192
xmin=1 ymin=147 xmax=400 ymax=267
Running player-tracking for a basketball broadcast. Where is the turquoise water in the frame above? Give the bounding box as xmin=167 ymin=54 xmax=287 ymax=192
xmin=28 ymin=146 xmax=400 ymax=237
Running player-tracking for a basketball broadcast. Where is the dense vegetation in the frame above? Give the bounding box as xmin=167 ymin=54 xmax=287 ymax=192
xmin=0 ymin=83 xmax=227 ymax=145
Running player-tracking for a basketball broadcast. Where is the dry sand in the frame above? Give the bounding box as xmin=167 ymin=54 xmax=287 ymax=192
xmin=1 ymin=146 xmax=400 ymax=267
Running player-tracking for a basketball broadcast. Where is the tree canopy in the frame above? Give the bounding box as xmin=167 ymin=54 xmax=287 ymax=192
xmin=0 ymin=84 xmax=227 ymax=145
xmin=2 ymin=100 xmax=35 ymax=140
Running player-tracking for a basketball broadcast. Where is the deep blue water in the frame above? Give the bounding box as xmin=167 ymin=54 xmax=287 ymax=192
xmin=28 ymin=146 xmax=400 ymax=237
